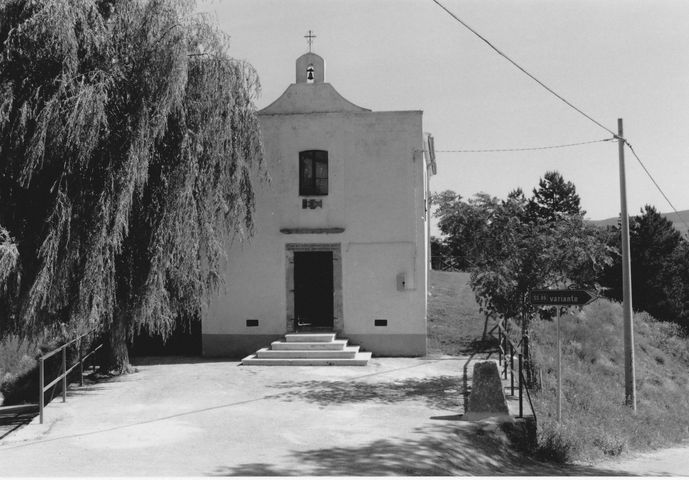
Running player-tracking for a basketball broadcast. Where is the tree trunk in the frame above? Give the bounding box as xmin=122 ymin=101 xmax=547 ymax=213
xmin=104 ymin=310 xmax=134 ymax=374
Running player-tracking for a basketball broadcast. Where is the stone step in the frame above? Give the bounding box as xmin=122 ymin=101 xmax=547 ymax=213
xmin=285 ymin=333 xmax=336 ymax=343
xmin=271 ymin=339 xmax=348 ymax=350
xmin=256 ymin=346 xmax=359 ymax=359
xmin=241 ymin=352 xmax=372 ymax=366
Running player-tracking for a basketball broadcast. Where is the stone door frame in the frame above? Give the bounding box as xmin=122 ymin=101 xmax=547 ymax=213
xmin=285 ymin=243 xmax=343 ymax=334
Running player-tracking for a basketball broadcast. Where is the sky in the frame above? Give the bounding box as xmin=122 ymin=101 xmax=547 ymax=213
xmin=199 ymin=0 xmax=689 ymax=223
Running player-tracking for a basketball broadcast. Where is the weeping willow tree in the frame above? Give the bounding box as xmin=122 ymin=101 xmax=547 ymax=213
xmin=0 ymin=0 xmax=264 ymax=371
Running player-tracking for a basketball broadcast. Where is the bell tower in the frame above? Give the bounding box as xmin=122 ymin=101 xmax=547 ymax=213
xmin=296 ymin=30 xmax=325 ymax=84
xmin=296 ymin=52 xmax=325 ymax=84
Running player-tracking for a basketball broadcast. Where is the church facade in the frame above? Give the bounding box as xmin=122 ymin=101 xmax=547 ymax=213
xmin=202 ymin=50 xmax=436 ymax=357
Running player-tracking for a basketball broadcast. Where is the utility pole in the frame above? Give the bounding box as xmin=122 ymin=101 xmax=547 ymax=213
xmin=617 ymin=118 xmax=637 ymax=411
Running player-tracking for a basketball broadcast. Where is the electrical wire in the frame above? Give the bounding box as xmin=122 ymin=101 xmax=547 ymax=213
xmin=430 ymin=0 xmax=689 ymax=231
xmin=430 ymin=0 xmax=618 ymax=138
xmin=436 ymin=137 xmax=615 ymax=153
xmin=625 ymin=142 xmax=689 ymax=236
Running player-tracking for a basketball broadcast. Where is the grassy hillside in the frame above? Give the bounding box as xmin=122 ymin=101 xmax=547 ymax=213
xmin=426 ymin=269 xmax=689 ymax=463
xmin=427 ymin=270 xmax=488 ymax=356
xmin=590 ymin=209 xmax=689 ymax=237
xmin=530 ymin=300 xmax=689 ymax=462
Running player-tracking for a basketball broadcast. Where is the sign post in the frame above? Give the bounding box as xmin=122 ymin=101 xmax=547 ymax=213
xmin=530 ymin=288 xmax=598 ymax=422
xmin=556 ymin=307 xmax=561 ymax=422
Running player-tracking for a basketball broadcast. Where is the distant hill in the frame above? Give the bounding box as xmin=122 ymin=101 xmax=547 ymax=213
xmin=589 ymin=209 xmax=689 ymax=237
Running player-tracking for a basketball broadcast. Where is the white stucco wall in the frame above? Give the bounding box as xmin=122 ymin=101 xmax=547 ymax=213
xmin=203 ymin=59 xmax=433 ymax=357
xmin=204 ymin=109 xmax=430 ymax=356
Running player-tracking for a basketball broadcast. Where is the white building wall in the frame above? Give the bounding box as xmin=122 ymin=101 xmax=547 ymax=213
xmin=203 ymin=93 xmax=430 ymax=356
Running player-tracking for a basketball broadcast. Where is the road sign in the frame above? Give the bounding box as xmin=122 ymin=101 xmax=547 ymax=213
xmin=529 ymin=289 xmax=597 ymax=306
xmin=529 ymin=288 xmax=598 ymax=424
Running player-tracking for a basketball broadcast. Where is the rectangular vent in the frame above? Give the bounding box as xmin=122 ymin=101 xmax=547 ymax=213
xmin=374 ymin=319 xmax=388 ymax=327
xmin=246 ymin=319 xmax=259 ymax=327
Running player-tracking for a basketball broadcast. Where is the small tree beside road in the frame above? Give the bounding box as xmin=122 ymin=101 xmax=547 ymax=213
xmin=433 ymin=172 xmax=613 ymax=337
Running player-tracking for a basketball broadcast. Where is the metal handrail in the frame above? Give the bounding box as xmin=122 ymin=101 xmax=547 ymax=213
xmin=485 ymin=316 xmax=537 ymax=423
xmin=38 ymin=331 xmax=104 ymax=424
xmin=39 ymin=335 xmax=85 ymax=360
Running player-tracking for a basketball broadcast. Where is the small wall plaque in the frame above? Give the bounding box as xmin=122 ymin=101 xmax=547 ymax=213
xmin=302 ymin=199 xmax=323 ymax=209
xmin=246 ymin=319 xmax=259 ymax=327
xmin=374 ymin=319 xmax=388 ymax=327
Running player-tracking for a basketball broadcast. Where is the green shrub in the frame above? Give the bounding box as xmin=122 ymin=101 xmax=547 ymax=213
xmin=0 ymin=336 xmax=82 ymax=405
xmin=0 ymin=336 xmax=39 ymax=403
xmin=536 ymin=422 xmax=585 ymax=463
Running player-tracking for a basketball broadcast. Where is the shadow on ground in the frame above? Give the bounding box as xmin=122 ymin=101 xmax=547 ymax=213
xmin=0 ymin=371 xmax=137 ymax=442
xmin=207 ymin=422 xmax=629 ymax=476
xmin=132 ymin=356 xmax=235 ymax=366
xmin=269 ymin=376 xmax=463 ymax=411
xmin=0 ymin=409 xmax=36 ymax=440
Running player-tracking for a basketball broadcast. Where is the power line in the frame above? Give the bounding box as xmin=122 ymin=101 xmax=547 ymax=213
xmin=431 ymin=0 xmax=688 ymax=232
xmin=625 ymin=142 xmax=689 ymax=236
xmin=431 ymin=0 xmax=618 ymax=138
xmin=436 ymin=137 xmax=614 ymax=153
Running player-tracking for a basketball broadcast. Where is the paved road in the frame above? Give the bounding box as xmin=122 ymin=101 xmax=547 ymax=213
xmin=593 ymin=443 xmax=689 ymax=476
xmin=0 ymin=356 xmax=623 ymax=476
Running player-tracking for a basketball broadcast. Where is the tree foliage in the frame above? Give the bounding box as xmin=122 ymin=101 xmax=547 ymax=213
xmin=432 ymin=190 xmax=497 ymax=270
xmin=527 ymin=170 xmax=583 ymax=222
xmin=433 ymin=172 xmax=613 ymax=335
xmin=468 ymin=193 xmax=611 ymax=333
xmin=0 ymin=0 xmax=264 ymax=370
xmin=600 ymin=205 xmax=689 ymax=329
xmin=0 ymin=226 xmax=19 ymax=293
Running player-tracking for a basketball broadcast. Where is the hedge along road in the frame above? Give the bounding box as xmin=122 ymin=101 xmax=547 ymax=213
xmin=0 ymin=356 xmax=628 ymax=476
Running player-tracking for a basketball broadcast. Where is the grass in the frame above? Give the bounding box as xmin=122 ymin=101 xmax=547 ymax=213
xmin=0 ymin=333 xmax=75 ymax=406
xmin=427 ymin=269 xmax=689 ymax=464
xmin=530 ymin=300 xmax=689 ymax=463
xmin=427 ymin=270 xmax=493 ymax=356
xmin=0 ymin=336 xmax=39 ymax=405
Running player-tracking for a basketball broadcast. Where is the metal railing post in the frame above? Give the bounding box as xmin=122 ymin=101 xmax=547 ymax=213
xmin=39 ymin=358 xmax=44 ymax=424
xmin=503 ymin=329 xmax=508 ymax=380
xmin=61 ymin=346 xmax=67 ymax=402
xmin=79 ymin=341 xmax=84 ymax=387
xmin=519 ymin=353 xmax=524 ymax=418
xmin=35 ymin=331 xmax=104 ymax=424
xmin=510 ymin=342 xmax=515 ymax=396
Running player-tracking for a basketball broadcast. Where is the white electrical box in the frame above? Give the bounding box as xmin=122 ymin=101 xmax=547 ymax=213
xmin=396 ymin=272 xmax=407 ymax=291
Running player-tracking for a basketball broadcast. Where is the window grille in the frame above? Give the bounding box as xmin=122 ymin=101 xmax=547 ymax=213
xmin=299 ymin=150 xmax=328 ymax=196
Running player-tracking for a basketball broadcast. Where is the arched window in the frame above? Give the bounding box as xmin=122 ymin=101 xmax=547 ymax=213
xmin=306 ymin=65 xmax=315 ymax=83
xmin=299 ymin=150 xmax=328 ymax=195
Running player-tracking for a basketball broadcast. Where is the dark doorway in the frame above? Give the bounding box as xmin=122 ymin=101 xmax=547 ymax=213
xmin=294 ymin=251 xmax=334 ymax=330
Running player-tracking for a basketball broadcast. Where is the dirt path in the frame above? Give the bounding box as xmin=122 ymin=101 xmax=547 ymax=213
xmin=0 ymin=356 xmax=622 ymax=476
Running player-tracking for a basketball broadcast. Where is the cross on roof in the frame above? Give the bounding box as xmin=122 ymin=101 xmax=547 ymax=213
xmin=304 ymin=30 xmax=316 ymax=52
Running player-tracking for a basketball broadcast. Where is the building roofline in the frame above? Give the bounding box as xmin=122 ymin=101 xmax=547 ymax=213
xmin=258 ymin=109 xmax=423 ymax=117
